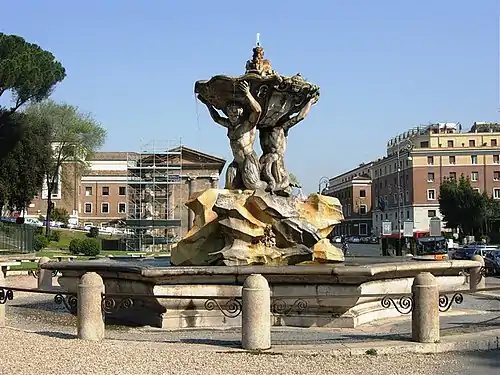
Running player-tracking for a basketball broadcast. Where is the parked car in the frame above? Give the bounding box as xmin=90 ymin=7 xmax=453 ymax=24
xmin=452 ymin=243 xmax=499 ymax=260
xmin=331 ymin=236 xmax=342 ymax=243
xmin=484 ymin=250 xmax=500 ymax=276
xmin=24 ymin=218 xmax=43 ymax=227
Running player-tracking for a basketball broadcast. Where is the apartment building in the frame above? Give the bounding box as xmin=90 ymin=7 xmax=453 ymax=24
xmin=372 ymin=122 xmax=500 ymax=236
xmin=26 ymin=146 xmax=226 ymax=237
xmin=323 ymin=162 xmax=374 ymax=236
xmin=324 ymin=122 xmax=500 ymax=237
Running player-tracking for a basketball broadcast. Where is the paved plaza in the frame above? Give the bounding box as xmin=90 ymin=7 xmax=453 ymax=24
xmin=1 ymin=275 xmax=500 ymax=374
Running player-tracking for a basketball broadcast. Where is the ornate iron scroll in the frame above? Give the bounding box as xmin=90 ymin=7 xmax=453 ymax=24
xmin=54 ymin=294 xmax=77 ymax=314
xmin=271 ymin=298 xmax=308 ymax=316
xmin=381 ymin=295 xmax=414 ymax=314
xmin=0 ymin=287 xmax=14 ymax=304
xmin=101 ymin=296 xmax=134 ymax=315
xmin=204 ymin=298 xmax=242 ymax=318
xmin=438 ymin=293 xmax=464 ymax=312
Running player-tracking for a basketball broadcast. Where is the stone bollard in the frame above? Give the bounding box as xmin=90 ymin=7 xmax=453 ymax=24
xmin=470 ymin=255 xmax=486 ymax=291
xmin=241 ymin=274 xmax=271 ymax=351
xmin=37 ymin=257 xmax=52 ymax=290
xmin=412 ymin=272 xmax=439 ymax=343
xmin=0 ymin=270 xmax=5 ymax=327
xmin=77 ymin=272 xmax=105 ymax=341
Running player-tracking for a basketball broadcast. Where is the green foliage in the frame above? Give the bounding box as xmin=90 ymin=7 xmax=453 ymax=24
xmin=50 ymin=208 xmax=69 ymax=224
xmin=68 ymin=238 xmax=83 ymax=255
xmin=88 ymin=226 xmax=99 ymax=238
xmin=23 ymin=100 xmax=106 ymax=234
xmin=0 ymin=111 xmax=52 ymax=211
xmin=81 ymin=238 xmax=101 ymax=256
xmin=0 ymin=33 xmax=66 ymax=154
xmin=439 ymin=175 xmax=489 ymax=235
xmin=33 ymin=234 xmax=49 ymax=252
xmin=47 ymin=230 xmax=61 ymax=242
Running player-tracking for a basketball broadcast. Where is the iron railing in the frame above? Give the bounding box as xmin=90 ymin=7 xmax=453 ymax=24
xmin=0 ymin=222 xmax=35 ymax=253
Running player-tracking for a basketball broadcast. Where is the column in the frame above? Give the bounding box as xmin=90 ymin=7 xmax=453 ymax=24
xmin=187 ymin=177 xmax=197 ymax=231
xmin=211 ymin=177 xmax=219 ymax=189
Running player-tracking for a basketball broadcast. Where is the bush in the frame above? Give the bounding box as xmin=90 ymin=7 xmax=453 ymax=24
xmin=48 ymin=230 xmax=61 ymax=242
xmin=68 ymin=238 xmax=83 ymax=255
xmin=88 ymin=226 xmax=99 ymax=238
xmin=80 ymin=238 xmax=101 ymax=256
xmin=33 ymin=234 xmax=49 ymax=252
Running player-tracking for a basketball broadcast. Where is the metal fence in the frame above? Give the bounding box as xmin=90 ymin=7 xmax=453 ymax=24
xmin=0 ymin=222 xmax=35 ymax=253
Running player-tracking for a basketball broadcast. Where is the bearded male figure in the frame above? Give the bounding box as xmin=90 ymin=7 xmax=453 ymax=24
xmin=198 ymin=81 xmax=267 ymax=190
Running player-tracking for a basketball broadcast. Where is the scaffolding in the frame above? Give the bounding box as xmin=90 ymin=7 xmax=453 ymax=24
xmin=126 ymin=140 xmax=183 ymax=252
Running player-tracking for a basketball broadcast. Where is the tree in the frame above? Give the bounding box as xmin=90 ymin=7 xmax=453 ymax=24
xmin=0 ymin=33 xmax=66 ymax=157
xmin=439 ymin=175 xmax=487 ymax=236
xmin=24 ymin=100 xmax=107 ymax=235
xmin=51 ymin=207 xmax=70 ymax=224
xmin=0 ymin=112 xmax=52 ymax=213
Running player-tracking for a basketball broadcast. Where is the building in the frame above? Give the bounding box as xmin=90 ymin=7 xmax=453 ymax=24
xmin=324 ymin=122 xmax=500 ymax=238
xmin=323 ymin=162 xmax=374 ymax=237
xmin=26 ymin=144 xmax=226 ymax=240
xmin=372 ymin=122 xmax=500 ymax=236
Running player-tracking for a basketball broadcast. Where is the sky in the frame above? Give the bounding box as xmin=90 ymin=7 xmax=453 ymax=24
xmin=1 ymin=0 xmax=499 ymax=193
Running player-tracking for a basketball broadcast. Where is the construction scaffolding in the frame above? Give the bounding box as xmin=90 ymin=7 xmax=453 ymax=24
xmin=126 ymin=140 xmax=183 ymax=252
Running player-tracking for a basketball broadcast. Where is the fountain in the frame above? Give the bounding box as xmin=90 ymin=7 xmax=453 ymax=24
xmin=43 ymin=40 xmax=480 ymax=329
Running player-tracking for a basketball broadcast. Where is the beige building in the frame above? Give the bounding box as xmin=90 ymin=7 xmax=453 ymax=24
xmin=324 ymin=122 xmax=500 ymax=237
xmin=27 ymin=145 xmax=226 ymax=238
xmin=323 ymin=163 xmax=373 ymax=237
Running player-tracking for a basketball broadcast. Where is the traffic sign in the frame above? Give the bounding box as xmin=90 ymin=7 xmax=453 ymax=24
xmin=382 ymin=221 xmax=392 ymax=236
xmin=429 ymin=217 xmax=442 ymax=237
xmin=403 ymin=221 xmax=414 ymax=237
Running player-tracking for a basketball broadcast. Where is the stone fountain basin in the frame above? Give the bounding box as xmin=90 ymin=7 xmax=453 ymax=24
xmin=43 ymin=259 xmax=479 ymax=329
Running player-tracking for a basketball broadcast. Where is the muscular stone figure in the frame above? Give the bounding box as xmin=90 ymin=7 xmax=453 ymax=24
xmin=198 ymin=81 xmax=267 ymax=191
xmin=259 ymin=96 xmax=318 ymax=195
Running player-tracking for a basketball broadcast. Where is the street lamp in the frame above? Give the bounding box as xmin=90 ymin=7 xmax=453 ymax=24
xmin=395 ymin=141 xmax=413 ymax=254
xmin=318 ymin=176 xmax=329 ymax=194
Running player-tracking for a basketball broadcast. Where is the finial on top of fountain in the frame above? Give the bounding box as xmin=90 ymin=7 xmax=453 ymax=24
xmin=245 ymin=34 xmax=276 ymax=77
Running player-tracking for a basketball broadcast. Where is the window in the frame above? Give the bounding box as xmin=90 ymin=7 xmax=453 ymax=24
xmin=449 ymin=156 xmax=456 ymax=165
xmin=420 ymin=141 xmax=429 ymax=148
xmin=428 ymin=210 xmax=436 ymax=218
xmin=492 ymin=139 xmax=498 ymax=147
xmin=119 ymin=186 xmax=126 ymax=196
xmin=449 ymin=172 xmax=457 ymax=180
xmin=359 ymin=205 xmax=367 ymax=215
xmin=494 ymin=155 xmax=500 ymax=164
xmin=469 ymin=140 xmax=476 ymax=147
xmin=427 ymin=189 xmax=436 ymax=200
xmin=471 ymin=155 xmax=478 ymax=164
xmin=84 ymin=203 xmax=92 ymax=213
xmin=471 ymin=171 xmax=479 ymax=181
xmin=101 ymin=203 xmax=109 ymax=213
xmin=405 ymin=190 xmax=409 ymax=202
xmin=406 ymin=210 xmax=410 ymax=219
xmin=447 ymin=140 xmax=454 ymax=147
xmin=85 ymin=187 xmax=92 ymax=196
xmin=359 ymin=223 xmax=368 ymax=236
xmin=427 ymin=156 xmax=434 ymax=165
xmin=427 ymin=172 xmax=435 ymax=182
xmin=118 ymin=203 xmax=126 ymax=213
xmin=494 ymin=188 xmax=500 ymax=200
xmin=102 ymin=186 xmax=110 ymax=196
xmin=359 ymin=189 xmax=366 ymax=198
xmin=494 ymin=171 xmax=500 ymax=181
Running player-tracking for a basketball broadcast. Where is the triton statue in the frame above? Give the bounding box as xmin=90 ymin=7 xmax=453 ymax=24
xmin=194 ymin=40 xmax=320 ymax=196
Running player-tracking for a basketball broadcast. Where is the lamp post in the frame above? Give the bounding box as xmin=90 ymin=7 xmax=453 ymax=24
xmin=318 ymin=176 xmax=329 ymax=194
xmin=395 ymin=141 xmax=413 ymax=255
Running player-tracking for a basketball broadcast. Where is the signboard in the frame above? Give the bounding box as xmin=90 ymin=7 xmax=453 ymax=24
xmin=382 ymin=221 xmax=392 ymax=236
xmin=429 ymin=217 xmax=442 ymax=237
xmin=403 ymin=221 xmax=414 ymax=237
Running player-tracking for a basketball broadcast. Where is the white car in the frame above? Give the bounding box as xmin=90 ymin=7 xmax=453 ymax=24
xmin=24 ymin=218 xmax=43 ymax=227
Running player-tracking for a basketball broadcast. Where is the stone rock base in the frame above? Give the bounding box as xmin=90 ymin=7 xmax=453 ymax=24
xmin=171 ymin=189 xmax=345 ymax=266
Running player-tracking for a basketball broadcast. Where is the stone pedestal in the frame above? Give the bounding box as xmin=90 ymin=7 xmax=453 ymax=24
xmin=470 ymin=255 xmax=485 ymax=291
xmin=77 ymin=272 xmax=105 ymax=341
xmin=241 ymin=274 xmax=271 ymax=350
xmin=411 ymin=272 xmax=439 ymax=343
xmin=38 ymin=257 xmax=52 ymax=290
